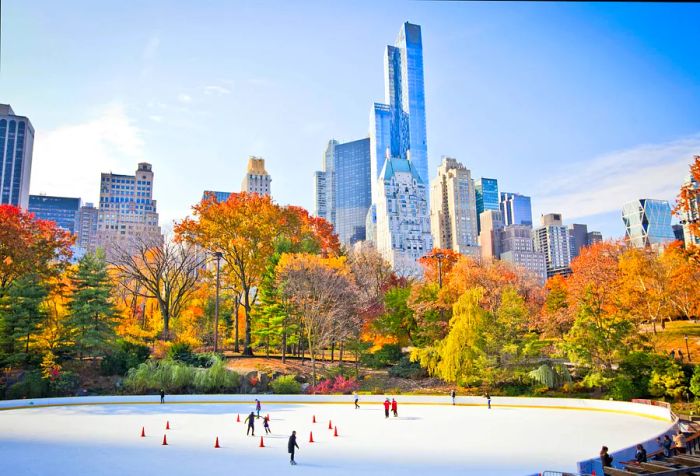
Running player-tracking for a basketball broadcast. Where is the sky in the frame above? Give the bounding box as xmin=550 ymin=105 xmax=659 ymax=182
xmin=2 ymin=1 xmax=700 ymax=239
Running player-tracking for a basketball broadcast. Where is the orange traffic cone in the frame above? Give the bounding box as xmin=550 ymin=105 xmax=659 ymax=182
xmin=214 ymin=437 xmax=220 ymax=448
xmin=259 ymin=436 xmax=265 ymax=448
xmin=309 ymin=432 xmax=314 ymax=443
xmin=328 ymin=420 xmax=332 ymax=430
xmin=140 ymin=426 xmax=146 ymax=437
xmin=166 ymin=421 xmax=170 ymax=430
xmin=162 ymin=434 xmax=168 ymax=445
xmin=236 ymin=414 xmax=240 ymax=423
xmin=312 ymin=415 xmax=316 ymax=423
xmin=334 ymin=426 xmax=338 ymax=437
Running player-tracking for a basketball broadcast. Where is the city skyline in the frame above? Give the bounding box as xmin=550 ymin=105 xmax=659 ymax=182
xmin=2 ymin=2 xmax=700 ymax=238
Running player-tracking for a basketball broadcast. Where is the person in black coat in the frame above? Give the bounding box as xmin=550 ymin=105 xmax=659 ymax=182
xmin=244 ymin=411 xmax=256 ymax=436
xmin=635 ymin=444 xmax=647 ymax=463
xmin=160 ymin=389 xmax=165 ymax=404
xmin=288 ymin=430 xmax=299 ymax=465
xmin=600 ymin=446 xmax=613 ymax=468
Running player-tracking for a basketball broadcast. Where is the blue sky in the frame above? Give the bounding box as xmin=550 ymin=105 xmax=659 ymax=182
xmin=2 ymin=1 xmax=700 ymax=238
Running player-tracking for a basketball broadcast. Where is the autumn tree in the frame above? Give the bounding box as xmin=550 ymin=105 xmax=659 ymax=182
xmin=674 ymin=155 xmax=700 ymax=241
xmin=110 ymin=237 xmax=204 ymax=339
xmin=0 ymin=205 xmax=73 ymax=296
xmin=659 ymin=242 xmax=700 ymax=321
xmin=418 ymin=248 xmax=461 ymax=287
xmin=537 ymin=275 xmax=572 ymax=338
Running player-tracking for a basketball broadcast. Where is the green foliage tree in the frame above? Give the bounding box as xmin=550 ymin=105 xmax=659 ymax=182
xmin=374 ymin=286 xmax=415 ymax=346
xmin=0 ymin=274 xmax=48 ymax=366
xmin=67 ymin=251 xmax=118 ymax=358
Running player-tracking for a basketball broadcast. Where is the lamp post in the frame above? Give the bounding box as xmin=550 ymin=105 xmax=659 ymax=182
xmin=685 ymin=335 xmax=691 ymax=363
xmin=213 ymin=251 xmax=223 ymax=353
xmin=434 ymin=251 xmax=445 ymax=289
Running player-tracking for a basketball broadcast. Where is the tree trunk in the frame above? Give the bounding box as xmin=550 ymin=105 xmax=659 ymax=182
xmin=281 ymin=329 xmax=287 ymax=364
xmin=234 ymin=295 xmax=240 ymax=353
xmin=243 ymin=289 xmax=254 ymax=356
xmin=160 ymin=301 xmax=170 ymax=339
xmin=331 ymin=340 xmax=335 ymax=363
xmin=339 ymin=342 xmax=344 ymax=364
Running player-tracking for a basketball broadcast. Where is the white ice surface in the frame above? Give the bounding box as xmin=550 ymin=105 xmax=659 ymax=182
xmin=0 ymin=396 xmax=672 ymax=476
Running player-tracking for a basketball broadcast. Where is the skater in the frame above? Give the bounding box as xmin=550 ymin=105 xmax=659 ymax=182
xmin=486 ymin=392 xmax=491 ymax=409
xmin=662 ymin=434 xmax=673 ymax=457
xmin=160 ymin=388 xmax=165 ymax=404
xmin=353 ymin=391 xmax=359 ymax=409
xmin=600 ymin=446 xmax=613 ymax=468
xmin=263 ymin=415 xmax=271 ymax=434
xmin=255 ymin=399 xmax=261 ymax=418
xmin=244 ymin=411 xmax=256 ymax=436
xmin=635 ymin=444 xmax=647 ymax=463
xmin=288 ymin=430 xmax=299 ymax=465
xmin=383 ymin=398 xmax=390 ymax=418
xmin=451 ymin=389 xmax=456 ymax=405
xmin=391 ymin=398 xmax=398 ymax=417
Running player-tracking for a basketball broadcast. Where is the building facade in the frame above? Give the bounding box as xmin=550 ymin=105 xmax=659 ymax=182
xmin=500 ymin=192 xmax=532 ymax=226
xmin=314 ymin=138 xmax=371 ymax=245
xmin=622 ymin=199 xmax=675 ymax=248
xmin=533 ymin=213 xmax=572 ymax=278
xmin=202 ymin=191 xmax=232 ymax=203
xmin=679 ymin=175 xmax=700 ymax=247
xmin=0 ymin=104 xmax=34 ymax=209
xmin=587 ymin=231 xmax=603 ymax=246
xmin=567 ymin=223 xmax=589 ymax=260
xmin=76 ymin=202 xmax=98 ymax=254
xmin=475 ymin=177 xmax=499 ymax=233
xmin=28 ymin=195 xmax=81 ymax=234
xmin=241 ymin=157 xmax=271 ymax=196
xmin=369 ymin=22 xmax=428 ymax=204
xmin=375 ymin=157 xmax=432 ymax=277
xmin=429 ymin=157 xmax=479 ymax=257
xmin=479 ymin=209 xmax=504 ymax=262
xmin=499 ymin=224 xmax=547 ymax=284
xmin=96 ymin=162 xmax=162 ymax=256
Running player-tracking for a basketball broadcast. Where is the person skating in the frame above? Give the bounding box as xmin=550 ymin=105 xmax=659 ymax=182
xmin=391 ymin=398 xmax=398 ymax=417
xmin=255 ymin=399 xmax=261 ymax=418
xmin=263 ymin=415 xmax=271 ymax=435
xmin=451 ymin=389 xmax=456 ymax=405
xmin=486 ymin=393 xmax=491 ymax=409
xmin=160 ymin=389 xmax=165 ymax=404
xmin=600 ymin=446 xmax=613 ymax=468
xmin=635 ymin=444 xmax=647 ymax=463
xmin=288 ymin=430 xmax=299 ymax=465
xmin=353 ymin=391 xmax=359 ymax=409
xmin=244 ymin=411 xmax=256 ymax=436
xmin=383 ymin=398 xmax=390 ymax=418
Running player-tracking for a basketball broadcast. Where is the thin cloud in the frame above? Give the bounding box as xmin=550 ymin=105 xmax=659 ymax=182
xmin=203 ymin=85 xmax=232 ymax=95
xmin=177 ymin=93 xmax=193 ymax=104
xmin=30 ymin=102 xmax=144 ymax=203
xmin=532 ymin=134 xmax=700 ymax=220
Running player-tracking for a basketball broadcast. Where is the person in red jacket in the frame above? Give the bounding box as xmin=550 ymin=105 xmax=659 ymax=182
xmin=391 ymin=398 xmax=398 ymax=417
xmin=383 ymin=398 xmax=390 ymax=418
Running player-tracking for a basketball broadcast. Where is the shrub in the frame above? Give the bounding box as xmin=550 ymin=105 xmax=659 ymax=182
xmin=388 ymin=356 xmax=428 ymax=379
xmin=527 ymin=363 xmax=572 ymax=389
xmin=5 ymin=370 xmax=79 ymax=399
xmin=100 ymin=340 xmax=151 ymax=376
xmin=123 ymin=357 xmax=239 ymax=394
xmin=167 ymin=342 xmax=195 ymax=363
xmin=307 ymin=375 xmax=360 ymax=394
xmin=193 ymin=358 xmax=239 ymax=392
xmin=361 ymin=344 xmax=402 ymax=369
xmin=271 ymin=375 xmax=302 ymax=394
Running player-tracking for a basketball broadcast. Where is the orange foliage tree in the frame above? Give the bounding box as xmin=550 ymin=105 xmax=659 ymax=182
xmin=674 ymin=155 xmax=700 ymax=241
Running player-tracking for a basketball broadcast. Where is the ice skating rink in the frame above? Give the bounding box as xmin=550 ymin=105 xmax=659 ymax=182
xmin=0 ymin=395 xmax=673 ymax=475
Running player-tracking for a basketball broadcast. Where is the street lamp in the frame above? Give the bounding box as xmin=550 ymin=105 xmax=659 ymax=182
xmin=433 ymin=252 xmax=445 ymax=288
xmin=213 ymin=251 xmax=223 ymax=353
xmin=686 ymin=335 xmax=691 ymax=363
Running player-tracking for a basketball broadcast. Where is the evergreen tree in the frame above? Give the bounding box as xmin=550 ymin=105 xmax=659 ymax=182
xmin=67 ymin=251 xmax=118 ymax=358
xmin=0 ymin=273 xmax=49 ymax=366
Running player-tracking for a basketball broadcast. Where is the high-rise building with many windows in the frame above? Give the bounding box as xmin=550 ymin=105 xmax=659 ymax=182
xmin=533 ymin=213 xmax=572 ymax=278
xmin=499 ymin=225 xmax=547 ymax=284
xmin=314 ymin=138 xmax=371 ymax=245
xmin=622 ymin=199 xmax=675 ymax=248
xmin=430 ymin=157 xmax=479 ymax=258
xmin=375 ymin=157 xmax=432 ymax=277
xmin=567 ymin=223 xmax=589 ymax=260
xmin=679 ymin=175 xmax=700 ymax=247
xmin=241 ymin=157 xmax=271 ymax=196
xmin=96 ymin=162 xmax=162 ymax=257
xmin=76 ymin=202 xmax=99 ymax=254
xmin=479 ymin=209 xmax=504 ymax=262
xmin=0 ymin=104 xmax=34 ymax=209
xmin=28 ymin=195 xmax=81 ymax=234
xmin=475 ymin=178 xmax=499 ymax=233
xmin=369 ymin=22 xmax=428 ymax=204
xmin=500 ymin=192 xmax=532 ymax=227
xmin=202 ymin=191 xmax=232 ymax=203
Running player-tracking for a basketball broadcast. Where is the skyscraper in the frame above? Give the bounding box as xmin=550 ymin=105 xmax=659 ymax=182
xmin=533 ymin=213 xmax=572 ymax=278
xmin=369 ymin=22 xmax=428 ymax=204
xmin=241 ymin=157 xmax=271 ymax=196
xmin=679 ymin=175 xmax=700 ymax=247
xmin=314 ymin=138 xmax=372 ymax=245
xmin=475 ymin=178 xmax=499 ymax=233
xmin=500 ymin=192 xmax=532 ymax=226
xmin=499 ymin=225 xmax=547 ymax=284
xmin=479 ymin=209 xmax=504 ymax=262
xmin=430 ymin=157 xmax=479 ymax=257
xmin=96 ymin=162 xmax=162 ymax=256
xmin=622 ymin=199 xmax=675 ymax=248
xmin=202 ymin=191 xmax=232 ymax=202
xmin=0 ymin=104 xmax=34 ymax=209
xmin=567 ymin=223 xmax=589 ymax=260
xmin=76 ymin=202 xmax=98 ymax=254
xmin=28 ymin=195 xmax=81 ymax=234
xmin=587 ymin=231 xmax=603 ymax=246
xmin=375 ymin=157 xmax=432 ymax=277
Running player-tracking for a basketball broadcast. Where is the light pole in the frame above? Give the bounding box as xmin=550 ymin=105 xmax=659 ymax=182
xmin=686 ymin=335 xmax=691 ymax=362
xmin=213 ymin=251 xmax=222 ymax=353
xmin=434 ymin=252 xmax=445 ymax=289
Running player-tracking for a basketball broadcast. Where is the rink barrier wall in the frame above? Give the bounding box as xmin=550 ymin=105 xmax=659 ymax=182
xmin=0 ymin=394 xmax=675 ymax=424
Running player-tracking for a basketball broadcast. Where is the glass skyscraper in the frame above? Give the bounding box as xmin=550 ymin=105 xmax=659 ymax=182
xmin=500 ymin=192 xmax=532 ymax=226
xmin=0 ymin=104 xmax=34 ymax=209
xmin=475 ymin=178 xmax=499 ymax=232
xmin=314 ymin=138 xmax=371 ymax=246
xmin=622 ymin=199 xmax=675 ymax=248
xmin=370 ymin=22 xmax=428 ymax=204
xmin=28 ymin=195 xmax=81 ymax=234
